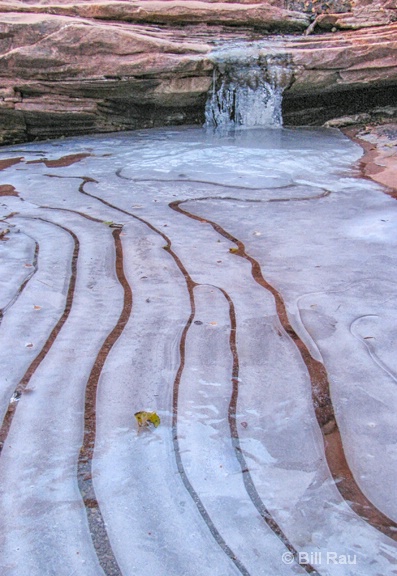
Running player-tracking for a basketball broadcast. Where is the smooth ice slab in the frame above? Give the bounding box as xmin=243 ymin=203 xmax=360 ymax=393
xmin=0 ymin=126 xmax=396 ymax=576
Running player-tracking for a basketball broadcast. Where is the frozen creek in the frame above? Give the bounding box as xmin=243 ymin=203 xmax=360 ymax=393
xmin=0 ymin=126 xmax=396 ymax=576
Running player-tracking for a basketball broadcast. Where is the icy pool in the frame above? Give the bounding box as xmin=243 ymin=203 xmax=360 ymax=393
xmin=0 ymin=126 xmax=396 ymax=576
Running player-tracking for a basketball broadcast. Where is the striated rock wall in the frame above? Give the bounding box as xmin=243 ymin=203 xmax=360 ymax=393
xmin=0 ymin=1 xmax=396 ymax=144
xmin=0 ymin=1 xmax=310 ymax=30
xmin=282 ymin=22 xmax=397 ymax=125
xmin=0 ymin=12 xmax=215 ymax=143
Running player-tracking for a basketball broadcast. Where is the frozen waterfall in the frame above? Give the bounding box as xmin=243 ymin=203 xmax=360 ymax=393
xmin=205 ymin=48 xmax=293 ymax=129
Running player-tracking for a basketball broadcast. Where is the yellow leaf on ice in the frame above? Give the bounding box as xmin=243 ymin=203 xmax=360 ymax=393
xmin=134 ymin=411 xmax=161 ymax=428
xmin=103 ymin=221 xmax=123 ymax=229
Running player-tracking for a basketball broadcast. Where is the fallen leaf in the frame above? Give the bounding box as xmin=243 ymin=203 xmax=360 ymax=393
xmin=33 ymin=305 xmax=42 ymax=310
xmin=134 ymin=411 xmax=161 ymax=429
xmin=103 ymin=221 xmax=123 ymax=229
xmin=229 ymin=247 xmax=239 ymax=254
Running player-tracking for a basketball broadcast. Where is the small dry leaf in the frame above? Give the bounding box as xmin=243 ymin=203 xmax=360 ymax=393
xmin=103 ymin=221 xmax=123 ymax=229
xmin=33 ymin=305 xmax=42 ymax=310
xmin=134 ymin=411 xmax=161 ymax=429
xmin=209 ymin=322 xmax=217 ymax=326
xmin=229 ymin=247 xmax=239 ymax=254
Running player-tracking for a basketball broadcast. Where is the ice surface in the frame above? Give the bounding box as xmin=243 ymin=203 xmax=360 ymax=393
xmin=0 ymin=218 xmax=74 ymax=420
xmin=0 ymin=126 xmax=396 ymax=576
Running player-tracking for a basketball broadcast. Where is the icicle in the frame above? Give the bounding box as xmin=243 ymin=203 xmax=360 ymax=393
xmin=205 ymin=47 xmax=293 ymax=130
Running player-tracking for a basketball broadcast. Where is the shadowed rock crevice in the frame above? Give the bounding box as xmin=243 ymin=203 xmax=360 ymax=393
xmin=283 ymin=83 xmax=397 ymax=126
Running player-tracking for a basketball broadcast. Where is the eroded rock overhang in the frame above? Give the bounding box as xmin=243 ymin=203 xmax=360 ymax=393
xmin=0 ymin=1 xmax=396 ymax=144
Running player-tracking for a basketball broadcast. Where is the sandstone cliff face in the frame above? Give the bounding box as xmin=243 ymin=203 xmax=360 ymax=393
xmin=0 ymin=1 xmax=396 ymax=144
xmin=0 ymin=12 xmax=215 ymax=144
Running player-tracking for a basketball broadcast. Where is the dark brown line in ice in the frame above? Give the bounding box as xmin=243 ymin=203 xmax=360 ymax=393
xmin=0 ymin=157 xmax=23 ymax=171
xmin=40 ymin=208 xmax=128 ymax=574
xmin=212 ymin=286 xmax=319 ymax=575
xmin=40 ymin=205 xmax=104 ymax=223
xmin=0 ymin=234 xmax=39 ymax=327
xmin=170 ymin=282 xmax=250 ymax=575
xmin=27 ymin=153 xmax=91 ymax=168
xmin=77 ymin=227 xmax=129 ymax=576
xmin=0 ymin=184 xmax=19 ymax=197
xmin=115 ymin=169 xmax=295 ymax=191
xmin=76 ymin=178 xmax=252 ymax=575
xmin=0 ymin=218 xmax=78 ymax=453
xmin=170 ymin=198 xmax=397 ymax=542
xmin=115 ymin=170 xmax=330 ymax=199
xmin=26 ymin=207 xmax=125 ymax=574
xmin=167 ymin=192 xmax=331 ymax=204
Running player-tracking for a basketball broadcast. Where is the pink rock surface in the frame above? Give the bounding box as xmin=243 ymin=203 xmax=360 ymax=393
xmin=0 ymin=1 xmax=396 ymax=143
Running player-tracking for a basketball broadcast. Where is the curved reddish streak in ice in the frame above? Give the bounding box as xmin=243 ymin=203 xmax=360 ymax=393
xmin=0 ymin=217 xmax=78 ymax=452
xmin=41 ymin=206 xmax=124 ymax=575
xmin=0 ymin=234 xmax=39 ymax=328
xmin=170 ymin=196 xmax=397 ymax=543
xmin=78 ymin=178 xmax=319 ymax=574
